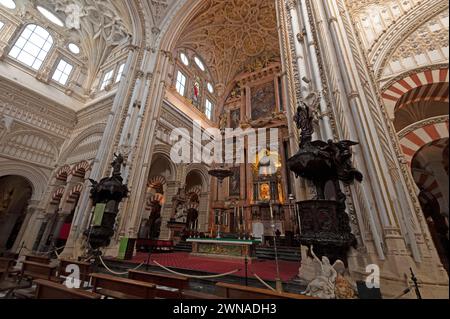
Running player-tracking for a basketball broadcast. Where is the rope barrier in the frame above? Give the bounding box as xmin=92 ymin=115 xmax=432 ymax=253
xmin=253 ymin=273 xmax=277 ymax=292
xmin=152 ymin=260 xmax=241 ymax=279
xmin=99 ymin=256 xmax=145 ymax=276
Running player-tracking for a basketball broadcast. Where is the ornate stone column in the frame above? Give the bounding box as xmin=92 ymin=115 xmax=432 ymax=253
xmin=11 ymin=200 xmax=41 ymax=253
xmin=198 ymin=191 xmax=210 ymax=233
xmin=304 ymin=0 xmax=448 ymax=297
xmin=62 ymin=47 xmax=141 ymax=258
xmin=159 ymin=180 xmax=181 ymax=240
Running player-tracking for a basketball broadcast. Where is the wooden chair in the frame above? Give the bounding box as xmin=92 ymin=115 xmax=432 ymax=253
xmin=34 ymin=279 xmax=102 ymax=299
xmin=128 ymin=270 xmax=189 ymax=299
xmin=90 ymin=273 xmax=156 ymax=299
xmin=215 ymin=282 xmax=318 ymax=299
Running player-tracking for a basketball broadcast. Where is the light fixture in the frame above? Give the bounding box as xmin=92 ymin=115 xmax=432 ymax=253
xmin=68 ymin=43 xmax=80 ymax=54
xmin=0 ymin=0 xmax=16 ymax=10
xmin=37 ymin=6 xmax=64 ymax=27
xmin=194 ymin=56 xmax=205 ymax=71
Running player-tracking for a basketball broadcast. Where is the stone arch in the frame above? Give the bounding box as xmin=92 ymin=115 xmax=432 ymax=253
xmin=71 ymin=160 xmax=91 ymax=179
xmin=150 ymin=146 xmax=177 ymax=181
xmin=399 ymin=120 xmax=449 ymax=166
xmin=382 ymin=66 xmax=449 ymax=117
xmin=51 ymin=186 xmax=66 ymax=205
xmin=0 ymin=161 xmax=49 ymax=201
xmin=0 ymin=130 xmax=59 ymax=167
xmin=371 ymin=0 xmax=448 ymax=77
xmin=56 ymin=165 xmax=71 ymax=182
xmin=67 ymin=183 xmax=84 ymax=204
xmin=185 ymin=164 xmax=210 ymax=193
xmin=58 ymin=123 xmax=106 ymax=165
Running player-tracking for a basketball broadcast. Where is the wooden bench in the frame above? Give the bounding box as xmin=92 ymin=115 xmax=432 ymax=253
xmin=90 ymin=273 xmax=156 ymax=299
xmin=20 ymin=261 xmax=57 ymax=282
xmin=58 ymin=259 xmax=93 ymax=286
xmin=216 ymin=282 xmax=317 ymax=299
xmin=0 ymin=257 xmax=15 ymax=279
xmin=34 ymin=279 xmax=102 ymax=299
xmin=128 ymin=270 xmax=189 ymax=299
xmin=25 ymin=254 xmax=51 ymax=265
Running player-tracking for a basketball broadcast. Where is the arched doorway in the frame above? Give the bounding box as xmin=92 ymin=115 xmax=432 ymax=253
xmin=0 ymin=175 xmax=33 ymax=252
xmin=412 ymin=139 xmax=449 ymax=273
xmin=385 ymin=68 xmax=449 ymax=274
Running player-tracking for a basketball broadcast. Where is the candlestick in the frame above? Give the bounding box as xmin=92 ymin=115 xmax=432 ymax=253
xmin=242 ymin=206 xmax=246 ymax=236
xmin=269 ymin=202 xmax=274 ymax=220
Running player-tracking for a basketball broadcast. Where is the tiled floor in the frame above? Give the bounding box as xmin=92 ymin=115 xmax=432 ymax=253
xmin=113 ymin=252 xmax=300 ymax=282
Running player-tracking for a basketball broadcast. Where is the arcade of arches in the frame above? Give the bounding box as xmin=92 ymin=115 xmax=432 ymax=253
xmin=0 ymin=0 xmax=448 ymax=298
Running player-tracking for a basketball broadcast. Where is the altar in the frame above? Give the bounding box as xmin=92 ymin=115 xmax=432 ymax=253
xmin=186 ymin=238 xmax=259 ymax=260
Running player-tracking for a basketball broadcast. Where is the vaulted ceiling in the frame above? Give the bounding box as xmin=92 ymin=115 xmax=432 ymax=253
xmin=175 ymin=0 xmax=280 ymax=90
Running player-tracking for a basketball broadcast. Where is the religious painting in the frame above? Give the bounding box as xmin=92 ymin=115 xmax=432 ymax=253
xmin=250 ymin=81 xmax=276 ymax=120
xmin=230 ymin=108 xmax=241 ymax=129
xmin=229 ymin=166 xmax=241 ymax=197
xmin=259 ymin=183 xmax=271 ymax=201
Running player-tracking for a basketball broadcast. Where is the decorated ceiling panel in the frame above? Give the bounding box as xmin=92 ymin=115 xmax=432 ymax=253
xmin=175 ymin=0 xmax=280 ymax=91
xmin=349 ymin=0 xmax=422 ymax=50
xmin=382 ymin=9 xmax=449 ymax=78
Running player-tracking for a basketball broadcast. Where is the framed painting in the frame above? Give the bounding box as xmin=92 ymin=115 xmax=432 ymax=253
xmin=250 ymin=81 xmax=276 ymax=120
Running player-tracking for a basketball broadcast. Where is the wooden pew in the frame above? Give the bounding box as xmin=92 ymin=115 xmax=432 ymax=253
xmin=13 ymin=262 xmax=57 ymax=299
xmin=20 ymin=261 xmax=57 ymax=282
xmin=58 ymin=259 xmax=93 ymax=286
xmin=90 ymin=273 xmax=156 ymax=299
xmin=181 ymin=290 xmax=226 ymax=300
xmin=0 ymin=257 xmax=15 ymax=279
xmin=215 ymin=282 xmax=317 ymax=300
xmin=25 ymin=254 xmax=51 ymax=264
xmin=128 ymin=270 xmax=189 ymax=299
xmin=34 ymin=279 xmax=101 ymax=299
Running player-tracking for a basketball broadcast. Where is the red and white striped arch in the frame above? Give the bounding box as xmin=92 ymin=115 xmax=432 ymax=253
xmin=145 ymin=193 xmax=164 ymax=209
xmin=56 ymin=165 xmax=71 ymax=182
xmin=399 ymin=121 xmax=449 ymax=166
xmin=413 ymin=169 xmax=446 ymax=211
xmin=51 ymin=186 xmax=66 ymax=205
xmin=67 ymin=183 xmax=84 ymax=203
xmin=382 ymin=67 xmax=449 ymax=112
xmin=72 ymin=161 xmax=91 ymax=178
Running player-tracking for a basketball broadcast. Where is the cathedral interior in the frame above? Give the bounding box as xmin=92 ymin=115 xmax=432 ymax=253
xmin=0 ymin=0 xmax=448 ymax=300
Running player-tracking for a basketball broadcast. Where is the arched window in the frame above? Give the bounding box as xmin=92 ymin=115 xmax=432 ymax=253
xmin=9 ymin=24 xmax=53 ymax=70
xmin=174 ymin=48 xmax=217 ymax=121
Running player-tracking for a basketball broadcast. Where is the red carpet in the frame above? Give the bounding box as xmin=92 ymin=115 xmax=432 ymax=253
xmin=112 ymin=252 xmax=300 ymax=282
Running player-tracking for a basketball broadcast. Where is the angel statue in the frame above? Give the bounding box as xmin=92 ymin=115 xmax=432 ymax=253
xmin=302 ymin=246 xmax=339 ymax=299
xmin=111 ymin=153 xmax=125 ymax=177
xmin=294 ymin=101 xmax=315 ymax=148
xmin=219 ymin=112 xmax=228 ymax=132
